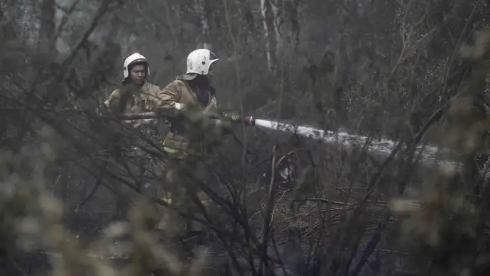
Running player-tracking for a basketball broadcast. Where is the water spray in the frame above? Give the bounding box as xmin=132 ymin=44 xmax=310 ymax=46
xmin=254 ymin=119 xmax=464 ymax=175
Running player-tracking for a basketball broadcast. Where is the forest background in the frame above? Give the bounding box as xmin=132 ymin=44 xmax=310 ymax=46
xmin=1 ymin=0 xmax=490 ymax=275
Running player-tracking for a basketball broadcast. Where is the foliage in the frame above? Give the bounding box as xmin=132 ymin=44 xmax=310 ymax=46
xmin=2 ymin=0 xmax=490 ymax=275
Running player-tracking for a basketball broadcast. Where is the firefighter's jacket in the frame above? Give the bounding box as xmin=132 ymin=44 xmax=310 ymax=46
xmin=104 ymin=81 xmax=162 ymax=129
xmin=156 ymin=76 xmax=225 ymax=156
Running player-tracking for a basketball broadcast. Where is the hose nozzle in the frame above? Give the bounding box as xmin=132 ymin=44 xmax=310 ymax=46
xmin=222 ymin=113 xmax=255 ymax=126
xmin=244 ymin=115 xmax=255 ymax=126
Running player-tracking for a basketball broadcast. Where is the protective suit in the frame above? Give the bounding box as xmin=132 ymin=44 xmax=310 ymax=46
xmin=102 ymin=53 xmax=162 ymax=218
xmin=155 ymin=49 xmax=227 ymax=235
xmin=156 ymin=75 xmax=222 ymax=154
xmin=104 ymin=82 xmax=162 ymax=128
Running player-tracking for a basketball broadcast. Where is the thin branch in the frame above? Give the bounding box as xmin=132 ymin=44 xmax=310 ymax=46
xmin=259 ymin=145 xmax=278 ymax=274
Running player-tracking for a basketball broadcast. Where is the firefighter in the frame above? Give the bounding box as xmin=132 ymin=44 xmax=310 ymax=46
xmin=101 ymin=52 xmax=164 ymax=161
xmin=152 ymin=49 xmax=233 ymax=236
xmin=103 ymin=50 xmax=253 ymax=234
xmin=101 ymin=53 xmax=162 ymax=218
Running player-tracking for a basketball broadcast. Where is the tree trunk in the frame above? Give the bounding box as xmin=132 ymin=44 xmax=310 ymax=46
xmin=39 ymin=0 xmax=56 ymax=55
xmin=260 ymin=0 xmax=278 ymax=71
xmin=194 ymin=0 xmax=211 ymax=49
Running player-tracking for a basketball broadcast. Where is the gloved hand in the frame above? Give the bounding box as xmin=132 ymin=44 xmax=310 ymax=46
xmin=174 ymin=102 xmax=186 ymax=111
xmin=212 ymin=119 xmax=233 ymax=134
xmin=221 ymin=112 xmax=255 ymax=126
xmin=97 ymin=103 xmax=110 ymax=116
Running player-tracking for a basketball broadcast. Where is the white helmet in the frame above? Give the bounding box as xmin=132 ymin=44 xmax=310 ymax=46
xmin=123 ymin=53 xmax=150 ymax=79
xmin=185 ymin=49 xmax=219 ymax=76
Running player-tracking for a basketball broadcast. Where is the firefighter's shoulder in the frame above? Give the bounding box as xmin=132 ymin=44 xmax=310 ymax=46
xmin=107 ymin=86 xmax=122 ymax=98
xmin=161 ymin=77 xmax=186 ymax=92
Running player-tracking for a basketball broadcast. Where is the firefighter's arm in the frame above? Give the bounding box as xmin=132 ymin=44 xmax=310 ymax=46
xmin=152 ymin=81 xmax=186 ymax=116
xmin=209 ymin=99 xmax=233 ymax=134
xmin=102 ymin=89 xmax=121 ymax=113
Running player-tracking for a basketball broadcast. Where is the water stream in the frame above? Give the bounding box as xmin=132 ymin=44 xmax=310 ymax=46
xmin=254 ymin=119 xmax=464 ymax=175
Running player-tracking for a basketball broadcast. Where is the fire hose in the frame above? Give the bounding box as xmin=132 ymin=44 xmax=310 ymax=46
xmin=3 ymin=105 xmax=256 ymax=126
xmin=100 ymin=110 xmax=258 ymax=163
xmin=103 ymin=111 xmax=255 ymax=127
xmin=3 ymin=105 xmax=259 ymax=162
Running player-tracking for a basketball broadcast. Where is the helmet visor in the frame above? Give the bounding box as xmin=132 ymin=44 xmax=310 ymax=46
xmin=209 ymin=51 xmax=218 ymax=60
xmin=129 ymin=59 xmax=148 ymax=67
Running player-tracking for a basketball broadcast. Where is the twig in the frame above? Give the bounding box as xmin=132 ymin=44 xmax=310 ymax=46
xmin=162 ymin=0 xmax=178 ymax=48
xmin=61 ymin=0 xmax=116 ymax=68
xmin=55 ymin=0 xmax=82 ymax=38
xmin=8 ymin=256 xmax=28 ymax=276
xmin=74 ymin=168 xmax=105 ymax=211
xmin=260 ymin=145 xmax=278 ymax=274
xmin=445 ymin=0 xmax=482 ymax=93
xmin=275 ymin=198 xmax=348 ymax=205
xmin=224 ymin=0 xmax=247 ymax=166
